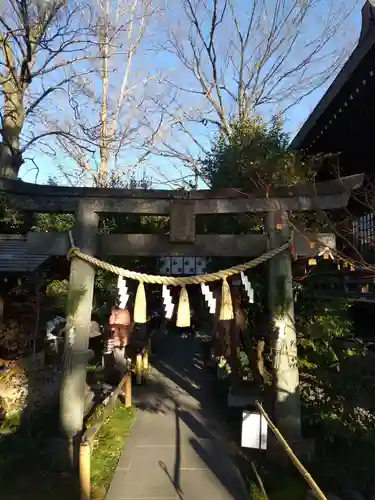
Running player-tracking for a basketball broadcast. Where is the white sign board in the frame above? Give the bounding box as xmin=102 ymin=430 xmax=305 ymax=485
xmin=241 ymin=411 xmax=268 ymax=450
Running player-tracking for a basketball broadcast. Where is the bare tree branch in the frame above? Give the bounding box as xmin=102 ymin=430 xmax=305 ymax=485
xmin=49 ymin=0 xmax=167 ymax=187
xmin=155 ymin=0 xmax=359 ymax=177
xmin=0 ymin=0 xmax=95 ymax=178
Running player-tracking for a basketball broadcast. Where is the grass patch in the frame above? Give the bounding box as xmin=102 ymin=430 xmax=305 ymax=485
xmin=0 ymin=402 xmax=135 ymax=500
xmin=91 ymin=403 xmax=136 ymax=499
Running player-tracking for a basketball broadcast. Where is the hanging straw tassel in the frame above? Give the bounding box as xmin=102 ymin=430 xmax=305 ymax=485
xmin=219 ymin=278 xmax=234 ymax=320
xmin=134 ymin=281 xmax=147 ymax=324
xmin=176 ymin=285 xmax=190 ymax=328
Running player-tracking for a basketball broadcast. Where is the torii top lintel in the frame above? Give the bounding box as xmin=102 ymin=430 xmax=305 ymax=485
xmin=0 ymin=174 xmax=364 ymax=214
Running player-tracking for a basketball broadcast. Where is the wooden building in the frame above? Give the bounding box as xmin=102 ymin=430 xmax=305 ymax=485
xmin=0 ymin=234 xmax=48 ymax=325
xmin=291 ymin=0 xmax=375 ymax=300
xmin=291 ymin=0 xmax=375 ymax=178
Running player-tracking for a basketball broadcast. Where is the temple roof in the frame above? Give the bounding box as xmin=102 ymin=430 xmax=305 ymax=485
xmin=290 ymin=1 xmax=375 ymax=164
xmin=0 ymin=234 xmax=48 ymax=274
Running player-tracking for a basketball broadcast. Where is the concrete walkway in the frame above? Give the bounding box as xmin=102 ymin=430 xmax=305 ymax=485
xmin=105 ymin=334 xmax=249 ymax=500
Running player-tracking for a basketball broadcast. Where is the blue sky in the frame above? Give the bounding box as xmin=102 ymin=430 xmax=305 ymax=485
xmin=17 ymin=0 xmax=363 ymax=187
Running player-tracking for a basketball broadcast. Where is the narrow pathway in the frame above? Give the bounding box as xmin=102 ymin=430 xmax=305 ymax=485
xmin=106 ymin=333 xmax=249 ymax=500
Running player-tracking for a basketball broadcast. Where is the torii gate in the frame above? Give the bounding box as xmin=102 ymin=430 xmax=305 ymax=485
xmin=0 ymin=173 xmax=364 ymax=444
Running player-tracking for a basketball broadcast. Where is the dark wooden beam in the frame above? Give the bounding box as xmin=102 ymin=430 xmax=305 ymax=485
xmin=27 ymin=231 xmax=335 ymax=258
xmin=193 ymin=192 xmax=350 ymax=213
xmin=100 ymin=234 xmax=269 ymax=257
xmin=0 ymin=173 xmax=364 ymax=199
xmin=27 ymin=232 xmax=267 ymax=257
xmin=4 ymin=192 xmax=352 ymax=213
xmin=0 ymin=174 xmax=363 ymax=213
xmin=310 ymin=293 xmax=375 ymax=304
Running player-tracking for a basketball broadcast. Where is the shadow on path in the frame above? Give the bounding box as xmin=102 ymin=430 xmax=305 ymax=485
xmin=128 ymin=332 xmax=249 ymax=500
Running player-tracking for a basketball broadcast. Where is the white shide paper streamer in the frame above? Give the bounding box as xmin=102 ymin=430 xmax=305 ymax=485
xmin=241 ymin=271 xmax=254 ymax=303
xmin=201 ymin=283 xmax=216 ymax=314
xmin=162 ymin=284 xmax=175 ymax=319
xmin=117 ymin=276 xmax=129 ymax=309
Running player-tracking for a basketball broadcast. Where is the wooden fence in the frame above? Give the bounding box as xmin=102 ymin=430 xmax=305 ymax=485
xmin=79 ymin=371 xmax=132 ymax=500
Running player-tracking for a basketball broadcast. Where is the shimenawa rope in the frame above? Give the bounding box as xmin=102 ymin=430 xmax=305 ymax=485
xmin=66 ymin=240 xmax=290 ymax=326
xmin=67 ymin=242 xmax=290 ymax=286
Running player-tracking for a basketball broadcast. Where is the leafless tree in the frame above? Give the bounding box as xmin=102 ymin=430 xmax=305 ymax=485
xmin=0 ymin=0 xmax=95 ymax=179
xmin=49 ymin=0 xmax=166 ymax=187
xmin=148 ymin=0 xmax=359 ymax=181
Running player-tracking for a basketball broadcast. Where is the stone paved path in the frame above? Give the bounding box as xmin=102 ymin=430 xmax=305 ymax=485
xmin=105 ymin=333 xmax=249 ymax=500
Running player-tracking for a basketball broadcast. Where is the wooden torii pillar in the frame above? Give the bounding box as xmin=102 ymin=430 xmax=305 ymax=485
xmin=266 ymin=211 xmax=300 ymax=442
xmin=59 ymin=202 xmax=99 ymax=443
xmin=0 ymin=173 xmax=364 ymax=446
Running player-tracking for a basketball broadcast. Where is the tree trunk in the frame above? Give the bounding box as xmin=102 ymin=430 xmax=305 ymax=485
xmin=1 ymin=84 xmax=25 ymax=178
xmin=98 ymin=10 xmax=110 ymax=186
